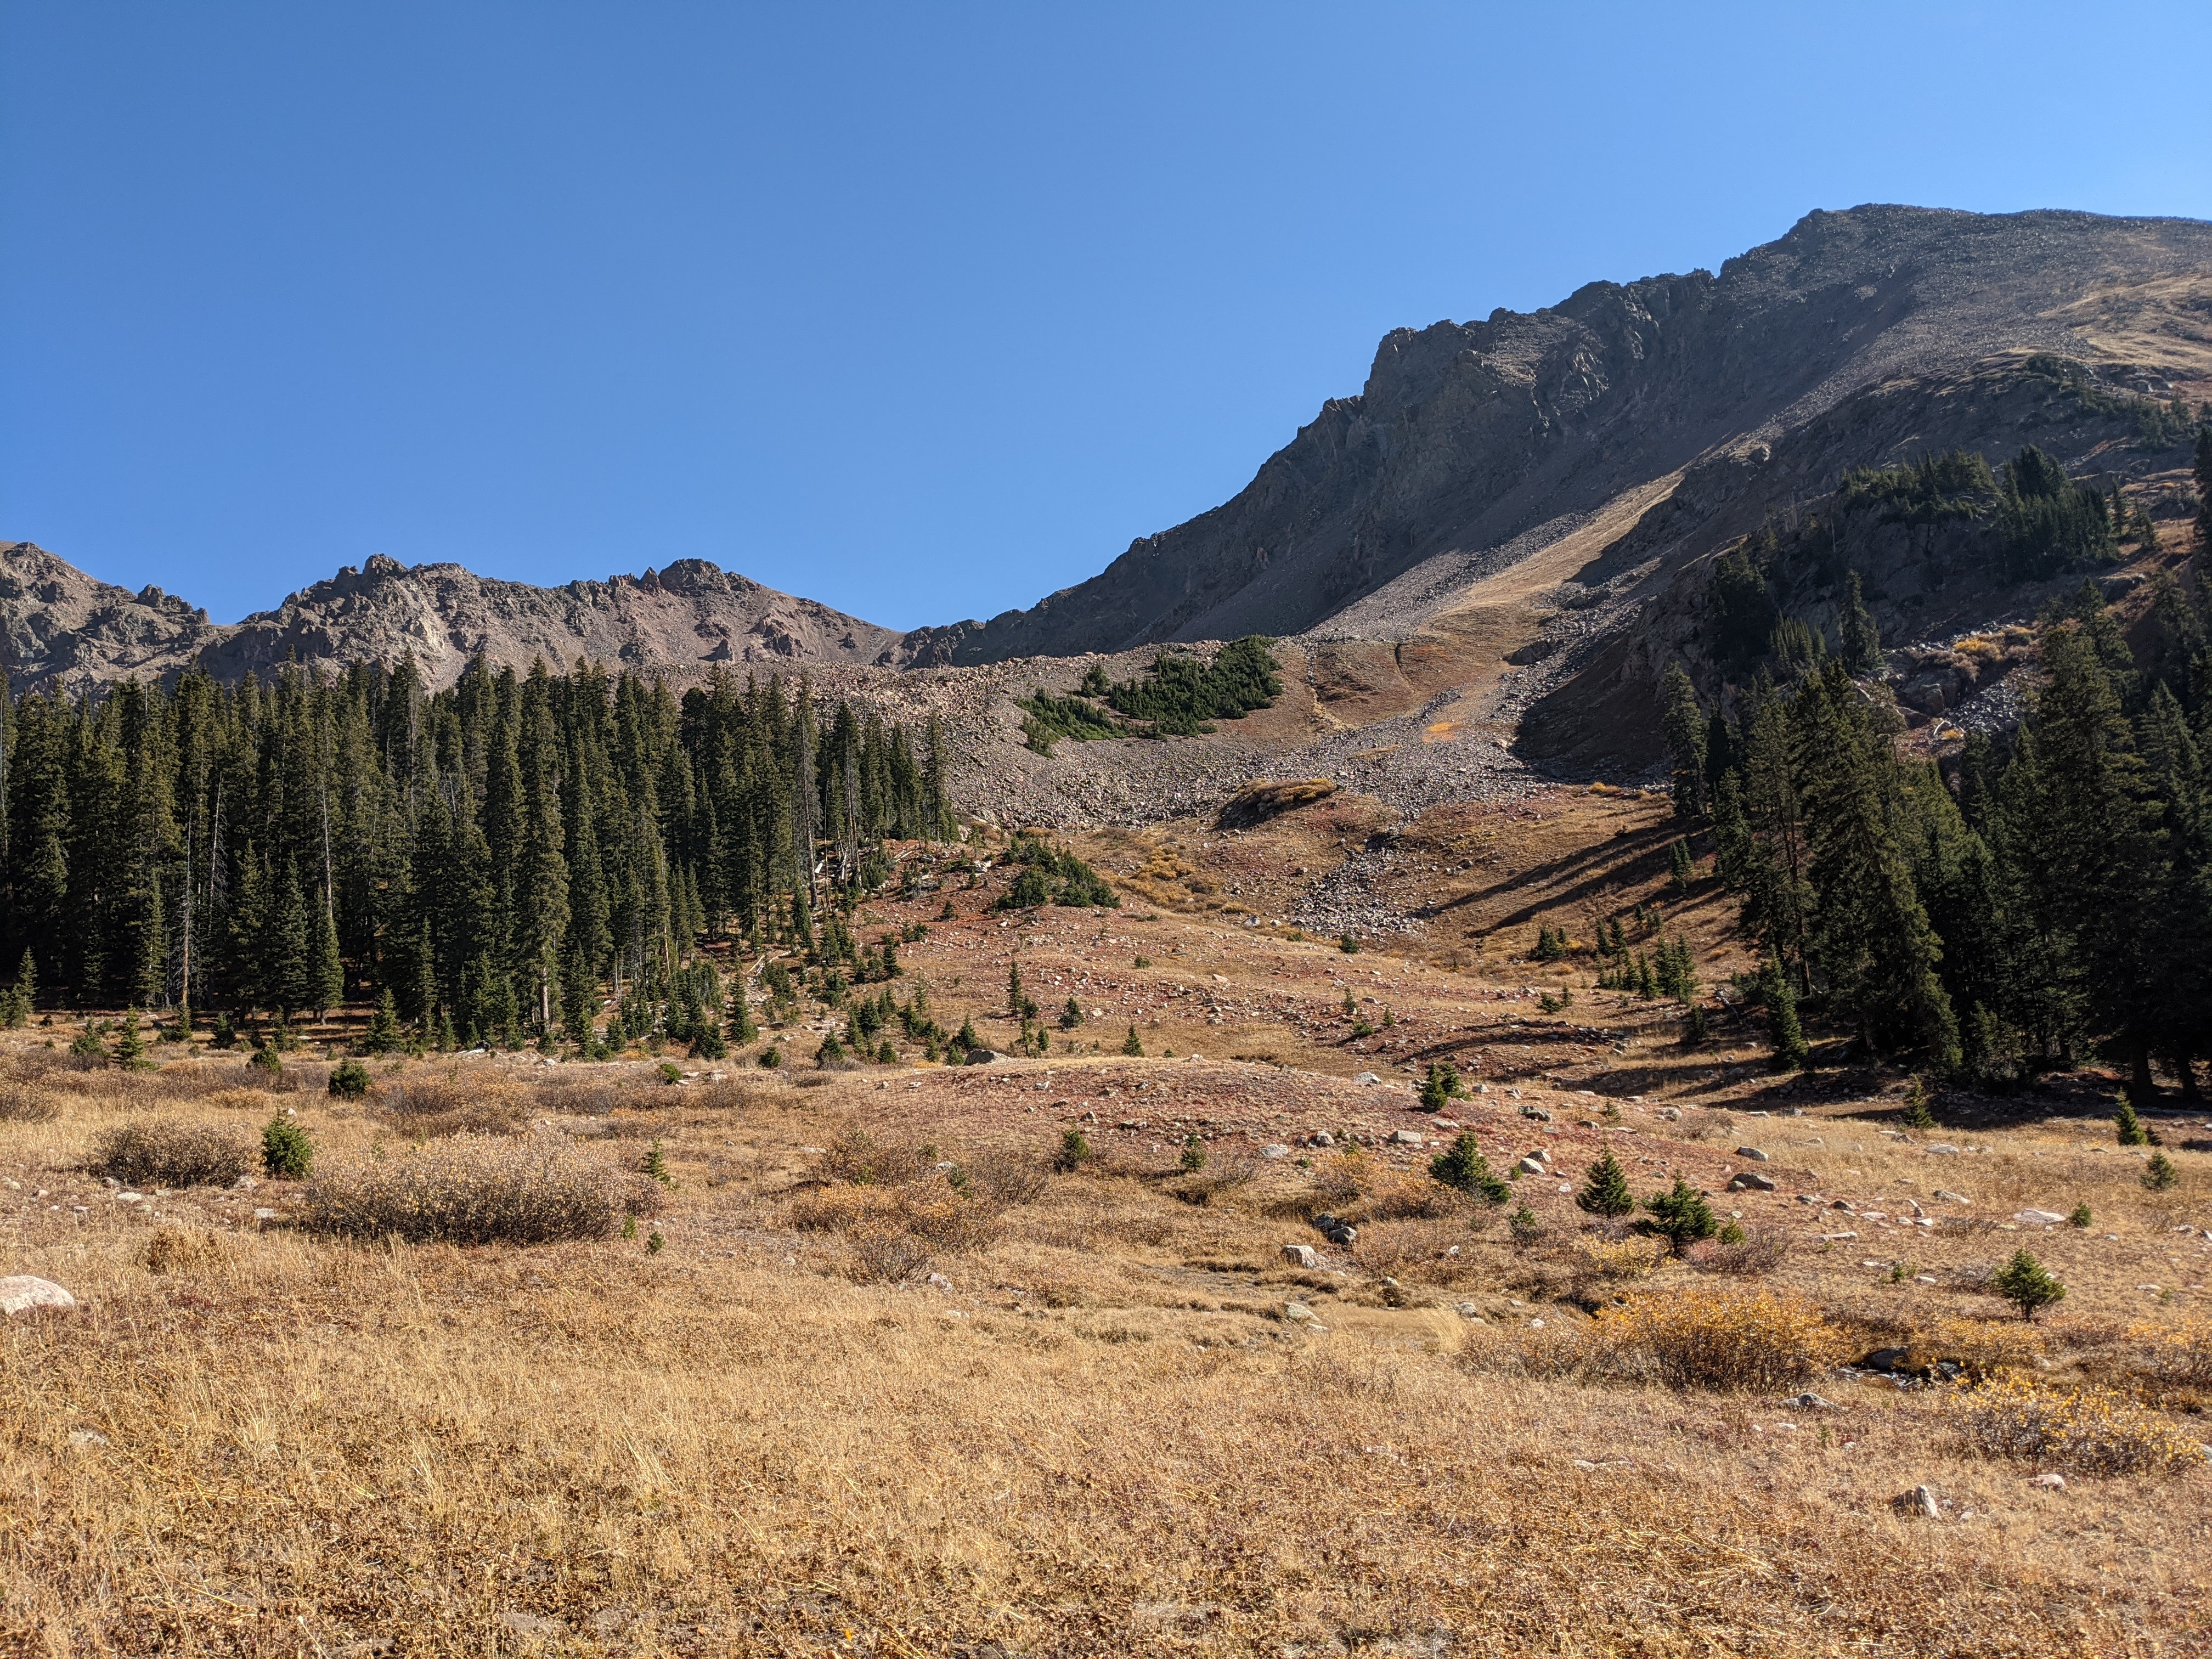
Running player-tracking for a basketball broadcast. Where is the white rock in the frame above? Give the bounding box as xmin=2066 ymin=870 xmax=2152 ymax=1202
xmin=1354 ymin=1071 xmax=1381 ymax=1085
xmin=1284 ymin=1301 xmax=1315 ymax=1322
xmin=1515 ymin=1156 xmax=1547 ymax=1175
xmin=2029 ymin=1472 xmax=2065 ymax=1489
xmin=1282 ymin=1244 xmax=1319 ymax=1269
xmin=1735 ymin=1147 xmax=1771 ymax=1161
xmin=1261 ymin=1143 xmax=1291 ymax=1158
xmin=2014 ymin=1210 xmax=2067 ymax=1227
xmin=0 ymin=1277 xmax=76 ymax=1317
xmin=1893 ymin=1485 xmax=1942 ymax=1520
xmin=69 ymin=1429 xmax=109 ymax=1447
xmin=1391 ymin=1131 xmax=1424 ymax=1147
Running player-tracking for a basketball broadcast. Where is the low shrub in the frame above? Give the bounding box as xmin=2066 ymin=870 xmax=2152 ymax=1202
xmin=375 ymin=1076 xmax=528 ymax=1139
xmin=1687 ymin=1223 xmax=1792 ymax=1276
xmin=1502 ymin=1286 xmax=1842 ymax=1392
xmin=327 ymin=1059 xmax=370 ymax=1099
xmin=1572 ymin=1235 xmax=1664 ymax=1282
xmin=1954 ymin=1374 xmax=2207 ymax=1476
xmin=91 ymin=1120 xmax=255 ymax=1188
xmin=1908 ymin=1316 xmax=2044 ymax=1380
xmin=297 ymin=1136 xmax=663 ymax=1244
xmin=0 ymin=1081 xmax=59 ymax=1123
xmin=811 ymin=1125 xmax=938 ymax=1187
xmin=786 ymin=1176 xmax=1005 ymax=1282
xmin=2127 ymin=1316 xmax=2212 ymax=1387
xmin=956 ymin=1148 xmax=1048 ymax=1206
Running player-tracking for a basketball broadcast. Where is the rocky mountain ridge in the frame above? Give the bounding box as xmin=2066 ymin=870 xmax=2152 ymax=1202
xmin=898 ymin=205 xmax=2212 ymax=665
xmin=0 ymin=545 xmax=900 ymax=690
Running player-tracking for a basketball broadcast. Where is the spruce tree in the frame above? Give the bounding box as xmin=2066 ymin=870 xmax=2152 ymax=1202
xmin=1576 ymin=1149 xmax=1635 ymax=1217
xmin=1991 ymin=1248 xmax=2065 ymax=1321
xmin=1641 ymin=1172 xmax=1719 ymax=1252
xmin=1660 ymin=663 xmax=1709 ymax=818
xmin=364 ymin=988 xmax=402 ymax=1054
xmin=2114 ymin=1099 xmax=2150 ymax=1146
xmin=1839 ymin=571 xmax=1882 ymax=674
xmin=1429 ymin=1134 xmax=1510 ymax=1202
xmin=1122 ymin=1023 xmax=1144 ymax=1057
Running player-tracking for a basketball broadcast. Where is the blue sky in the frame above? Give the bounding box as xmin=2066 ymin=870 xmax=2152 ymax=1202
xmin=3 ymin=3 xmax=2208 ymax=630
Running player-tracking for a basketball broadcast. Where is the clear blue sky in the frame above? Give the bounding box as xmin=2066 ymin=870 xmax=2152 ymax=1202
xmin=4 ymin=3 xmax=2208 ymax=630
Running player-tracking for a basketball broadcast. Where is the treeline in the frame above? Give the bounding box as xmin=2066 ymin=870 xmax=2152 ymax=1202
xmin=0 ymin=656 xmax=955 ymax=1045
xmin=1661 ymin=426 xmax=2212 ymax=1098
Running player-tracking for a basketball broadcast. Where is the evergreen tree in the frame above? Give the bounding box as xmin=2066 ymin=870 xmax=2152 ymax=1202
xmin=1660 ymin=663 xmax=1709 ymax=818
xmin=1991 ymin=1248 xmax=2066 ymax=1321
xmin=1838 ymin=571 xmax=1883 ymax=674
xmin=1641 ymin=1172 xmax=1719 ymax=1252
xmin=1576 ymin=1149 xmax=1635 ymax=1217
xmin=1429 ymin=1134 xmax=1510 ymax=1202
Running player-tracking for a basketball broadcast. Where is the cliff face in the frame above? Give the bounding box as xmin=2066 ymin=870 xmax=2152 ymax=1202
xmin=896 ymin=206 xmax=2212 ymax=664
xmin=0 ymin=546 xmax=901 ymax=690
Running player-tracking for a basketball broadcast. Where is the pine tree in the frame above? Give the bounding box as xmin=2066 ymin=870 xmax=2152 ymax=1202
xmin=1839 ymin=571 xmax=1883 ymax=674
xmin=1991 ymin=1248 xmax=2066 ymax=1321
xmin=1641 ymin=1172 xmax=1719 ymax=1252
xmin=1429 ymin=1135 xmax=1510 ymax=1202
xmin=1669 ymin=837 xmax=1694 ymax=894
xmin=268 ymin=862 xmax=312 ymax=1017
xmin=1660 ymin=664 xmax=1709 ymax=818
xmin=1576 ymin=1150 xmax=1635 ymax=1217
xmin=2194 ymin=425 xmax=2212 ymax=555
xmin=1006 ymin=961 xmax=1025 ymax=1018
xmin=1766 ymin=966 xmax=1809 ymax=1070
xmin=364 ymin=988 xmax=402 ymax=1054
xmin=307 ymin=889 xmax=343 ymax=1019
xmin=1121 ymin=1024 xmax=1143 ymax=1057
xmin=2114 ymin=1099 xmax=2150 ymax=1146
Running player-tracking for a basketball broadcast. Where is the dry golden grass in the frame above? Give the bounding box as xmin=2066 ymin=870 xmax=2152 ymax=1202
xmin=3 ymin=998 xmax=2211 ymax=1653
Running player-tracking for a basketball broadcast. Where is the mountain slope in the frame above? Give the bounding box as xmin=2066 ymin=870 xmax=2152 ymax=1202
xmin=0 ymin=546 xmax=900 ymax=690
xmin=896 ymin=205 xmax=2212 ymax=665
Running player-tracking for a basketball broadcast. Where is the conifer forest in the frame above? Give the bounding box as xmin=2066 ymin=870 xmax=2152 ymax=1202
xmin=0 ymin=658 xmax=954 ymax=1052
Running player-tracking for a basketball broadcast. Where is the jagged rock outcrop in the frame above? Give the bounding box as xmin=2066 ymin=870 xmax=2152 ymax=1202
xmin=0 ymin=546 xmax=900 ymax=690
xmin=897 ymin=205 xmax=2212 ymax=664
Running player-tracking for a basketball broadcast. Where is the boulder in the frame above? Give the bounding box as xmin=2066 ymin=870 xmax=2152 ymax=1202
xmin=1788 ymin=1392 xmax=1837 ymax=1411
xmin=1390 ymin=1131 xmax=1424 ymax=1147
xmin=0 ymin=1277 xmax=75 ymax=1317
xmin=1521 ymin=1107 xmax=1552 ymax=1122
xmin=1261 ymin=1143 xmax=1291 ymax=1158
xmin=2029 ymin=1472 xmax=2066 ymax=1490
xmin=1353 ymin=1071 xmax=1382 ymax=1085
xmin=1734 ymin=1147 xmax=1771 ymax=1161
xmin=1308 ymin=1131 xmax=1335 ymax=1149
xmin=1281 ymin=1244 xmax=1319 ymax=1269
xmin=1891 ymin=1485 xmax=1942 ymax=1520
xmin=1515 ymin=1156 xmax=1548 ymax=1176
xmin=2013 ymin=1210 xmax=2067 ymax=1227
xmin=1727 ymin=1171 xmax=1778 ymax=1192
xmin=1861 ymin=1347 xmax=1911 ymax=1372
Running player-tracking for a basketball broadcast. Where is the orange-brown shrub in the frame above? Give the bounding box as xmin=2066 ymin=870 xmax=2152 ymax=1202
xmin=1954 ymin=1374 xmax=2207 ymax=1476
xmin=89 ymin=1120 xmax=255 ymax=1188
xmin=298 ymin=1136 xmax=663 ymax=1244
xmin=0 ymin=1081 xmax=58 ymax=1123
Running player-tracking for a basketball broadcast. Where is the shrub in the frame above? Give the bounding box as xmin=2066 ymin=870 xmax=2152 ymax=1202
xmin=1689 ymin=1223 xmax=1792 ymax=1277
xmin=91 ymin=1120 xmax=255 ymax=1188
xmin=1054 ymin=1128 xmax=1093 ymax=1171
xmin=248 ymin=1047 xmax=283 ymax=1079
xmin=0 ymin=1082 xmax=59 ymax=1124
xmin=68 ymin=1031 xmax=107 ymax=1065
xmin=1592 ymin=1285 xmax=1842 ymax=1391
xmin=1180 ymin=1134 xmax=1205 ymax=1172
xmin=815 ymin=1033 xmax=850 ymax=1068
xmin=757 ymin=1043 xmax=781 ymax=1069
xmin=2142 ymin=1152 xmax=2179 ymax=1191
xmin=812 ymin=1125 xmax=937 ymax=1187
xmin=1573 ymin=1235 xmax=1663 ymax=1282
xmin=2127 ymin=1316 xmax=2212 ymax=1387
xmin=375 ymin=1076 xmax=527 ymax=1139
xmin=262 ymin=1114 xmax=313 ymax=1179
xmin=1992 ymin=1248 xmax=2066 ymax=1321
xmin=327 ymin=1059 xmax=371 ymax=1099
xmin=2068 ymin=1202 xmax=2092 ymax=1228
xmin=1121 ymin=1024 xmax=1143 ymax=1056
xmin=1954 ymin=1374 xmax=2207 ymax=1476
xmin=298 ymin=1136 xmax=663 ymax=1244
xmin=1910 ymin=1315 xmax=2044 ymax=1380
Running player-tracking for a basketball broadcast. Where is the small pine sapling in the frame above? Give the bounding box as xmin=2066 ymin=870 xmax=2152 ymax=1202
xmin=1575 ymin=1150 xmax=1635 ymax=1218
xmin=2067 ymin=1201 xmax=2091 ymax=1227
xmin=1992 ymin=1248 xmax=2066 ymax=1321
xmin=262 ymin=1114 xmax=313 ymax=1180
xmin=956 ymin=1016 xmax=982 ymax=1052
xmin=1121 ymin=1024 xmax=1144 ymax=1057
xmin=645 ymin=1139 xmax=676 ymax=1189
xmin=1060 ymin=995 xmax=1084 ymax=1031
xmin=2114 ymin=1099 xmax=2150 ymax=1147
xmin=1180 ymin=1134 xmax=1206 ymax=1173
xmin=1641 ymin=1171 xmax=1719 ymax=1252
xmin=1055 ymin=1128 xmax=1093 ymax=1171
xmin=2142 ymin=1152 xmax=2179 ymax=1191
xmin=247 ymin=1046 xmax=283 ymax=1077
xmin=1429 ymin=1135 xmax=1510 ymax=1203
xmin=327 ymin=1059 xmax=370 ymax=1099
xmin=1899 ymin=1077 xmax=1936 ymax=1131
xmin=757 ymin=1044 xmax=782 ymax=1069
xmin=1668 ymin=837 xmax=1694 ymax=895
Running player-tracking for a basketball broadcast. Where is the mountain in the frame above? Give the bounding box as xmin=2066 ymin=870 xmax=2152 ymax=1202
xmin=0 ymin=546 xmax=900 ymax=690
xmin=896 ymin=205 xmax=2212 ymax=665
